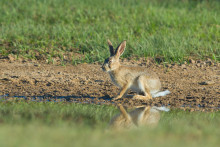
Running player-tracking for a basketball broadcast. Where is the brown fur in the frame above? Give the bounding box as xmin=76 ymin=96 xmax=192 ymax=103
xmin=102 ymin=40 xmax=161 ymax=101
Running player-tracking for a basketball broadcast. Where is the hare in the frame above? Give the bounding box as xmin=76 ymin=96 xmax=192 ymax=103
xmin=102 ymin=40 xmax=170 ymax=101
xmin=108 ymin=104 xmax=169 ymax=130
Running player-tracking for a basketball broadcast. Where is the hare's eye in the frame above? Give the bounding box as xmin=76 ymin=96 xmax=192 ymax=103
xmin=109 ymin=61 xmax=112 ymax=64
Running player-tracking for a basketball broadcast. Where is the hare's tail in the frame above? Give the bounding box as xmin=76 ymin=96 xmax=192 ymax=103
xmin=152 ymin=106 xmax=170 ymax=112
xmin=151 ymin=90 xmax=171 ymax=98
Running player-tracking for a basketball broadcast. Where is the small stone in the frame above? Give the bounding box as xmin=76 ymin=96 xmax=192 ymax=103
xmin=22 ymin=59 xmax=27 ymax=63
xmin=165 ymin=64 xmax=172 ymax=68
xmin=207 ymin=58 xmax=212 ymax=61
xmin=29 ymin=80 xmax=35 ymax=85
xmin=205 ymin=61 xmax=212 ymax=66
xmin=8 ymin=54 xmax=15 ymax=62
xmin=200 ymin=63 xmax=206 ymax=68
xmin=189 ymin=59 xmax=195 ymax=64
xmin=95 ymin=80 xmax=104 ymax=83
xmin=199 ymin=81 xmax=215 ymax=85
xmin=181 ymin=64 xmax=187 ymax=69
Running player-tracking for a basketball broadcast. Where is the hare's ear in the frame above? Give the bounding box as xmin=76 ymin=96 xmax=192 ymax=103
xmin=107 ymin=39 xmax=115 ymax=56
xmin=118 ymin=104 xmax=130 ymax=120
xmin=115 ymin=40 xmax=126 ymax=58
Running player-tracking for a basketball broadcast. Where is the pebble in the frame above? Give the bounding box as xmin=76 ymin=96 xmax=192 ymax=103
xmin=181 ymin=64 xmax=187 ymax=69
xmin=189 ymin=59 xmax=195 ymax=64
xmin=199 ymin=81 xmax=215 ymax=85
xmin=8 ymin=54 xmax=15 ymax=62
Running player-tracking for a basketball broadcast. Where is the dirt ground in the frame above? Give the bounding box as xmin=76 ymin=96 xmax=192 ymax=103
xmin=0 ymin=57 xmax=219 ymax=111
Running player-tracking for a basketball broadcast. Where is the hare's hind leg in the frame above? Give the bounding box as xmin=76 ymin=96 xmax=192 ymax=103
xmin=133 ymin=76 xmax=152 ymax=101
xmin=133 ymin=94 xmax=152 ymax=101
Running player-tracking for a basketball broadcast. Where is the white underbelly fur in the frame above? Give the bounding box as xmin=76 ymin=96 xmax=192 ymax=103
xmin=130 ymin=85 xmax=142 ymax=93
xmin=129 ymin=79 xmax=160 ymax=93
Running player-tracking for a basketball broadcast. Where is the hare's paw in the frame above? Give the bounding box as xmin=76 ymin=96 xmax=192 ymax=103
xmin=132 ymin=95 xmax=152 ymax=101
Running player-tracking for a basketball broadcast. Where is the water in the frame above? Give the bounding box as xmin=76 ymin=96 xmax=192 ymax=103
xmin=0 ymin=94 xmax=112 ymax=104
xmin=0 ymin=94 xmax=219 ymax=110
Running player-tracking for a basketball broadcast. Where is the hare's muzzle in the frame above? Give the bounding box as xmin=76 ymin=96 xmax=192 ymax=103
xmin=101 ymin=62 xmax=110 ymax=72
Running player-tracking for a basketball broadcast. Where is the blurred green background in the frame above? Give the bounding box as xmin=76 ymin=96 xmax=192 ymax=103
xmin=0 ymin=0 xmax=219 ymax=64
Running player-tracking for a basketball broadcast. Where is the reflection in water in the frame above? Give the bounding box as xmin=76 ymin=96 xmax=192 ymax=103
xmin=0 ymin=95 xmax=219 ymax=111
xmin=108 ymin=105 xmax=170 ymax=130
xmin=0 ymin=94 xmax=112 ymax=104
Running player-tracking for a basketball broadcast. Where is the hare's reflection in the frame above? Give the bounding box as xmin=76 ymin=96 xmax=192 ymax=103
xmin=108 ymin=105 xmax=169 ymax=130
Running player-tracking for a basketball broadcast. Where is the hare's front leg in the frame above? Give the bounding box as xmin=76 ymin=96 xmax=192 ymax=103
xmin=112 ymin=83 xmax=130 ymax=101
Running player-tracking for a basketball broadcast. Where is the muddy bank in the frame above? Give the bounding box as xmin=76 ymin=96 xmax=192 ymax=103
xmin=0 ymin=58 xmax=219 ymax=111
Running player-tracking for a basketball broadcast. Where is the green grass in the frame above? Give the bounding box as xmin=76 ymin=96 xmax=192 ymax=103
xmin=0 ymin=100 xmax=220 ymax=147
xmin=0 ymin=0 xmax=219 ymax=64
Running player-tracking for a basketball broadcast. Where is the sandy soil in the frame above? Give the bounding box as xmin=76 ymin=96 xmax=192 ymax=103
xmin=0 ymin=57 xmax=219 ymax=111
